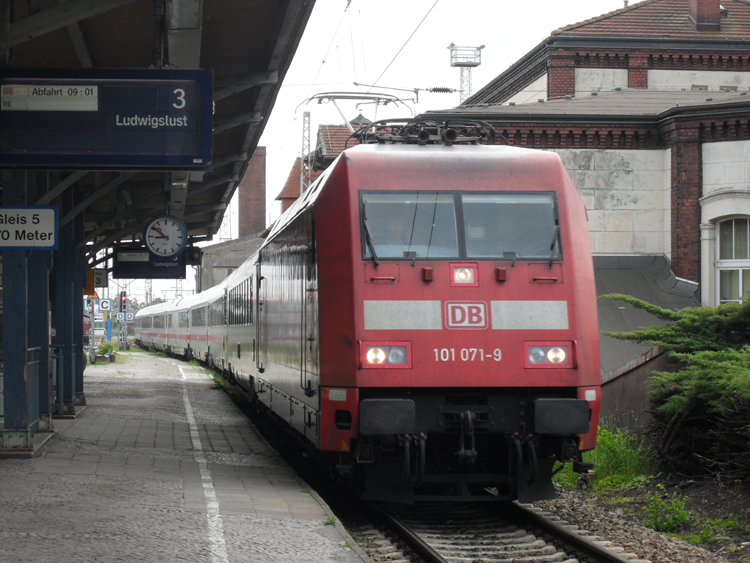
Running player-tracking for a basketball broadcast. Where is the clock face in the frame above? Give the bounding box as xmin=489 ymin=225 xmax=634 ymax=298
xmin=144 ymin=216 xmax=187 ymax=257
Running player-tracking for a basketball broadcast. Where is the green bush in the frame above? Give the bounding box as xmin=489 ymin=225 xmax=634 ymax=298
xmin=97 ymin=341 xmax=114 ymax=355
xmin=599 ymin=294 xmax=750 ymax=354
xmin=554 ymin=426 xmax=656 ymax=490
xmin=601 ymin=295 xmax=750 ymax=477
xmin=643 ymin=485 xmax=695 ymax=532
xmin=648 ymin=346 xmax=750 ymax=416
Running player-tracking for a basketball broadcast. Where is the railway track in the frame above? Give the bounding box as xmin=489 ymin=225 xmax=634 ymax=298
xmin=363 ymin=500 xmax=640 ymax=563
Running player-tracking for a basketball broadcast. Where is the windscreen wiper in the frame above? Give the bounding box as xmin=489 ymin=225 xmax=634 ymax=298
xmin=548 ymin=225 xmax=560 ymax=268
xmin=362 ymin=203 xmax=380 ymax=268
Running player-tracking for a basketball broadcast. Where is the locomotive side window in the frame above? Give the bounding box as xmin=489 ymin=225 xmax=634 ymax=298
xmin=462 ymin=193 xmax=561 ymax=260
xmin=361 ymin=192 xmax=459 ymax=259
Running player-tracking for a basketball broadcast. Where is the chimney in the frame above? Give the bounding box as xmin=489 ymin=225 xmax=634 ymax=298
xmin=237 ymin=147 xmax=267 ymax=236
xmin=689 ymin=0 xmax=721 ymax=31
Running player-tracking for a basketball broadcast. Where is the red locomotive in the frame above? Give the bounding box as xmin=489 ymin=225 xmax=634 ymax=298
xmin=136 ymin=121 xmax=601 ymax=502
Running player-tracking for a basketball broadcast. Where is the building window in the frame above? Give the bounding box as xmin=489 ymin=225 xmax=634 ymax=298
xmin=717 ymin=218 xmax=750 ymax=303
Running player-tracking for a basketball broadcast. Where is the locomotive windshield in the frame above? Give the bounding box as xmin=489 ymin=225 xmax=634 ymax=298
xmin=361 ymin=191 xmax=560 ymax=260
xmin=362 ymin=192 xmax=459 ymax=259
xmin=462 ymin=193 xmax=560 ymax=260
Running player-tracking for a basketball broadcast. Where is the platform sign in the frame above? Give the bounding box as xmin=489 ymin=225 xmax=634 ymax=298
xmin=116 ymin=312 xmax=124 ymax=321
xmin=98 ymin=299 xmax=111 ymax=312
xmin=112 ymin=246 xmax=186 ymax=279
xmin=126 ymin=312 xmax=135 ymax=321
xmin=0 ymin=69 xmax=212 ymax=170
xmin=0 ymin=206 xmax=57 ymax=249
xmin=93 ymin=269 xmax=107 ymax=287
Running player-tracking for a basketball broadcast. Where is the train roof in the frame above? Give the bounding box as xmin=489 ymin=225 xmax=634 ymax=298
xmin=136 ymin=243 xmax=260 ymax=319
xmin=265 ymin=143 xmax=571 ymax=246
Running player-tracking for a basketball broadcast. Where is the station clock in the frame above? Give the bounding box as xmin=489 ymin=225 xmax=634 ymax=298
xmin=144 ymin=215 xmax=187 ymax=257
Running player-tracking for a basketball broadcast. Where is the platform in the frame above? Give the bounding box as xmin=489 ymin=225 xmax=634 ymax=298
xmin=0 ymin=350 xmax=369 ymax=563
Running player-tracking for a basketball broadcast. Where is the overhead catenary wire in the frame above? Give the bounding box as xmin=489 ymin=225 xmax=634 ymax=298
xmin=366 ymin=0 xmax=440 ymax=94
xmin=348 ymin=5 xmax=357 ymax=78
xmin=306 ymin=2 xmax=352 ymax=99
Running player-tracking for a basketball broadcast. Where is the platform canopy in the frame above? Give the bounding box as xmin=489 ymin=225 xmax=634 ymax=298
xmin=0 ymin=0 xmax=315 ymax=262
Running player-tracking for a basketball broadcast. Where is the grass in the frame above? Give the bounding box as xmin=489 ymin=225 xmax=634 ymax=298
xmin=682 ymin=517 xmax=750 ymax=544
xmin=210 ymin=375 xmax=238 ymax=399
xmin=323 ymin=516 xmax=336 ymax=526
xmin=554 ymin=426 xmax=657 ymax=490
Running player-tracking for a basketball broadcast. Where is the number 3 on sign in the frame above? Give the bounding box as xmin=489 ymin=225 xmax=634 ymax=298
xmin=173 ymin=88 xmax=185 ymax=109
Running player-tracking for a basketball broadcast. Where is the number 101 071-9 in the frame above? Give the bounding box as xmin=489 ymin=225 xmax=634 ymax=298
xmin=434 ymin=348 xmax=502 ymax=362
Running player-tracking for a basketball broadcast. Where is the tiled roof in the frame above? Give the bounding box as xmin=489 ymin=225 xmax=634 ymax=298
xmin=276 ymin=157 xmax=322 ymax=201
xmin=279 ymin=118 xmax=369 ymax=204
xmin=317 ymin=114 xmax=371 ymax=158
xmin=317 ymin=124 xmax=353 ymax=158
xmin=429 ymin=88 xmax=750 ymax=119
xmin=553 ymin=0 xmax=750 ymax=40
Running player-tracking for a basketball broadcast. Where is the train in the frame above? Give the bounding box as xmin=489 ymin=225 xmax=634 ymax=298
xmin=136 ymin=120 xmax=601 ymax=503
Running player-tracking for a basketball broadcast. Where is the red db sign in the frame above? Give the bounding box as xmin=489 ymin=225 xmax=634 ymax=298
xmin=445 ymin=301 xmax=488 ymax=329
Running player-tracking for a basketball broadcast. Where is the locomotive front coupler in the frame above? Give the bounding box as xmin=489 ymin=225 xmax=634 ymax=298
xmin=398 ymin=434 xmax=427 ymax=485
xmin=457 ymin=410 xmax=478 ymax=464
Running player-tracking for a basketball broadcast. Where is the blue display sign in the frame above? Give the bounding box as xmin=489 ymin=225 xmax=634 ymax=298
xmin=0 ymin=69 xmax=212 ymax=170
xmin=112 ymin=247 xmax=186 ymax=279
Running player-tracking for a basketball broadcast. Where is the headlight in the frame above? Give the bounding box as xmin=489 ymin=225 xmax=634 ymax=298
xmin=450 ymin=263 xmax=479 ymax=286
xmin=454 ymin=267 xmax=475 ymax=284
xmin=529 ymin=347 xmax=546 ymax=364
xmin=387 ymin=346 xmax=407 ymax=364
xmin=547 ymin=347 xmax=567 ymax=364
xmin=524 ymin=342 xmax=574 ymax=368
xmin=366 ymin=347 xmax=387 ymax=364
xmin=361 ymin=342 xmax=411 ymax=369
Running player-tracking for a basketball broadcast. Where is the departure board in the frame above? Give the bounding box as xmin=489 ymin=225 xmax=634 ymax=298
xmin=0 ymin=69 xmax=212 ymax=170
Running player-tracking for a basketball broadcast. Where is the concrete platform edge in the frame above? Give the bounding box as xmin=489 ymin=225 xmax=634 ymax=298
xmin=309 ymin=487 xmax=375 ymax=563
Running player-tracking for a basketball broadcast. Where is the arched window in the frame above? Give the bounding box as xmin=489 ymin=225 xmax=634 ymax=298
xmin=717 ymin=217 xmax=750 ymax=303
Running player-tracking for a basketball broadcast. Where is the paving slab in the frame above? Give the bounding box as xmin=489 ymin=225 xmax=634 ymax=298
xmin=0 ymin=350 xmax=368 ymax=563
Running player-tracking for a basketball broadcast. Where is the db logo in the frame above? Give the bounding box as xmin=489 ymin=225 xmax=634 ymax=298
xmin=3 ymin=87 xmax=13 ymax=95
xmin=445 ymin=301 xmax=488 ymax=329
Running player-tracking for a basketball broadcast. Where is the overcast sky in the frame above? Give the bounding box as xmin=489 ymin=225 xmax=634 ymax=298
xmin=258 ymin=0 xmax=646 ymax=223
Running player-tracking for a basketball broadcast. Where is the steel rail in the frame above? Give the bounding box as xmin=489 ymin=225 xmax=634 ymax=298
xmin=364 ymin=502 xmax=450 ymax=563
xmin=508 ymin=502 xmax=635 ymax=563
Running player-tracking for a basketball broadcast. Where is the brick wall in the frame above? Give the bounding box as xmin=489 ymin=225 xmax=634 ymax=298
xmin=628 ymin=53 xmax=649 ymax=89
xmin=665 ymin=122 xmax=702 ymax=281
xmin=548 ymin=50 xmax=577 ymax=98
xmin=237 ymin=147 xmax=266 ymax=236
